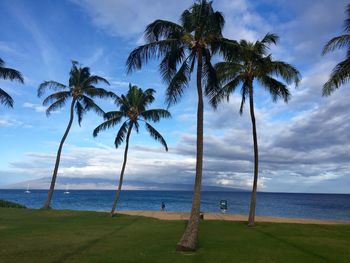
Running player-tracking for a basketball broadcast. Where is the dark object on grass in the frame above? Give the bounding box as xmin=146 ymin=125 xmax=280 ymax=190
xmin=0 ymin=199 xmax=26 ymax=208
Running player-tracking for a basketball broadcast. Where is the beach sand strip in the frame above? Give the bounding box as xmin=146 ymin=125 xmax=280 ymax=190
xmin=117 ymin=211 xmax=350 ymax=225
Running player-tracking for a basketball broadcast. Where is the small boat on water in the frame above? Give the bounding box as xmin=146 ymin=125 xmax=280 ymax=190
xmin=24 ymin=184 xmax=31 ymax=194
xmin=64 ymin=185 xmax=70 ymax=195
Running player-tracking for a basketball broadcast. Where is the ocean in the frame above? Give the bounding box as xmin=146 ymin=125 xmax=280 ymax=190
xmin=0 ymin=189 xmax=349 ymax=221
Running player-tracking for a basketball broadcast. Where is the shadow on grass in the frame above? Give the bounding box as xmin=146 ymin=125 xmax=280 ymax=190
xmin=53 ymin=216 xmax=141 ymax=263
xmin=255 ymin=227 xmax=330 ymax=262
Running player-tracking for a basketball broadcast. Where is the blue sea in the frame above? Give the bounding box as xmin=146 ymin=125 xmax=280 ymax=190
xmin=0 ymin=190 xmax=349 ymax=221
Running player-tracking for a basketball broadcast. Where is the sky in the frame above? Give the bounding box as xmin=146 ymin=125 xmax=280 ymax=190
xmin=0 ymin=0 xmax=349 ymax=193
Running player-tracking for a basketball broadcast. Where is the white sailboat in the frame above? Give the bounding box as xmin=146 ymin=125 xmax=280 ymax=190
xmin=64 ymin=184 xmax=70 ymax=195
xmin=24 ymin=184 xmax=31 ymax=194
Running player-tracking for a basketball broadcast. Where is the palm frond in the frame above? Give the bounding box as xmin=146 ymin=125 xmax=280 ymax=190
xmin=239 ymin=84 xmax=249 ymax=115
xmin=165 ymin=59 xmax=191 ymax=106
xmin=84 ymin=75 xmax=110 ymax=86
xmin=145 ymin=122 xmax=168 ymax=151
xmin=144 ymin=19 xmax=183 ymax=42
xmin=80 ymin=96 xmax=105 ymax=116
xmin=93 ymin=113 xmax=124 ymax=137
xmin=42 ymin=91 xmax=71 ymax=106
xmin=45 ymin=97 xmax=69 ymax=116
xmin=0 ymin=67 xmax=24 ymax=83
xmin=140 ymin=109 xmax=171 ymax=122
xmin=345 ymin=4 xmax=350 ymax=32
xmin=202 ymin=48 xmax=220 ymax=98
xmin=323 ymin=57 xmax=350 ymax=96
xmin=258 ymin=75 xmax=290 ymax=103
xmin=0 ymin=88 xmax=14 ymax=108
xmin=103 ymin=110 xmax=124 ymax=121
xmin=159 ymin=46 xmax=186 ymax=83
xmin=75 ymin=101 xmax=85 ymax=126
xmin=126 ymin=39 xmax=182 ymax=73
xmin=261 ymin=33 xmax=279 ymax=45
xmin=255 ymin=33 xmax=278 ymax=55
xmin=209 ymin=75 xmax=242 ymax=109
xmin=133 ymin=120 xmax=140 ymax=133
xmin=215 ymin=62 xmax=242 ymax=85
xmin=84 ymin=87 xmax=114 ymax=99
xmin=114 ymin=121 xmax=129 ymax=148
xmin=212 ymin=38 xmax=240 ymax=60
xmin=268 ymin=61 xmax=301 ymax=86
xmin=322 ymin=34 xmax=350 ymax=54
xmin=38 ymin=81 xmax=67 ymax=97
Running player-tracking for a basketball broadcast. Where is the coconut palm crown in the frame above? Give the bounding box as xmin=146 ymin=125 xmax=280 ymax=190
xmin=0 ymin=58 xmax=24 ymax=108
xmin=38 ymin=61 xmax=111 ymax=124
xmin=93 ymin=84 xmax=170 ymax=215
xmin=210 ymin=33 xmax=301 ymax=227
xmin=127 ymin=0 xmax=234 ymax=105
xmin=322 ymin=4 xmax=350 ymax=95
xmin=126 ymin=0 xmax=234 ymax=251
xmin=93 ymin=84 xmax=170 ymax=150
xmin=38 ymin=61 xmax=111 ymax=209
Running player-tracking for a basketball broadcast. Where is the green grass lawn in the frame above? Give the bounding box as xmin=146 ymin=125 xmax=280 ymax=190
xmin=0 ymin=208 xmax=349 ymax=263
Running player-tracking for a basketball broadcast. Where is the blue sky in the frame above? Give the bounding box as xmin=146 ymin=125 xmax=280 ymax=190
xmin=0 ymin=0 xmax=349 ymax=193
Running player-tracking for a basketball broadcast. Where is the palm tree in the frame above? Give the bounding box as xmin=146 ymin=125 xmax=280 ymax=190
xmin=126 ymin=0 xmax=232 ymax=251
xmin=38 ymin=61 xmax=111 ymax=209
xmin=210 ymin=33 xmax=300 ymax=227
xmin=0 ymin=58 xmax=24 ymax=108
xmin=322 ymin=4 xmax=350 ymax=95
xmin=93 ymin=84 xmax=170 ymax=216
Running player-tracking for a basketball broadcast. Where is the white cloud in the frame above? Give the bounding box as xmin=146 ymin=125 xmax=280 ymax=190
xmin=83 ymin=47 xmax=105 ymax=66
xmin=0 ymin=117 xmax=23 ymax=127
xmin=71 ymin=0 xmax=190 ymax=38
xmin=111 ymin=80 xmax=130 ymax=87
xmin=0 ymin=41 xmax=17 ymax=54
xmin=22 ymin=102 xmax=47 ymax=113
xmin=5 ymin=1 xmax=59 ymax=78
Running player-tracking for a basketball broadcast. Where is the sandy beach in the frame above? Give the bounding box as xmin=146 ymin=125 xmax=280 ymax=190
xmin=118 ymin=210 xmax=350 ymax=225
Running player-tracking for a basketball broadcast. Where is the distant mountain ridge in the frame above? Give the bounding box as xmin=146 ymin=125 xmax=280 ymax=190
xmin=1 ymin=177 xmax=247 ymax=192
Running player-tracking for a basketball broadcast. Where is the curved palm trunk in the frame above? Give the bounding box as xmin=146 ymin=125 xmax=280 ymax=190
xmin=42 ymin=99 xmax=76 ymax=209
xmin=176 ymin=49 xmax=204 ymax=251
xmin=248 ymin=82 xmax=259 ymax=227
xmin=111 ymin=122 xmax=133 ymax=216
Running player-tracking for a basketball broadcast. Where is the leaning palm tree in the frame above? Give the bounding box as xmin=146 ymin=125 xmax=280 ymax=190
xmin=126 ymin=0 xmax=233 ymax=251
xmin=93 ymin=84 xmax=170 ymax=216
xmin=0 ymin=58 xmax=24 ymax=108
xmin=38 ymin=61 xmax=111 ymax=209
xmin=209 ymin=33 xmax=300 ymax=227
xmin=322 ymin=4 xmax=350 ymax=95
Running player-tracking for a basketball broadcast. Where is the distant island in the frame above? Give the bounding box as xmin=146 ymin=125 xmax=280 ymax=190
xmin=0 ymin=177 xmax=248 ymax=192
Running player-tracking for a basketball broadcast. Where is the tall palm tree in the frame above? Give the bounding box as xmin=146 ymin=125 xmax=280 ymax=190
xmin=38 ymin=61 xmax=111 ymax=209
xmin=0 ymin=58 xmax=24 ymax=108
xmin=126 ymin=0 xmax=232 ymax=251
xmin=210 ymin=33 xmax=300 ymax=227
xmin=93 ymin=84 xmax=170 ymax=216
xmin=322 ymin=4 xmax=350 ymax=95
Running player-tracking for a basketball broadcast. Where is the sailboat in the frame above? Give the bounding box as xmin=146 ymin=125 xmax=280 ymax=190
xmin=24 ymin=184 xmax=31 ymax=194
xmin=64 ymin=184 xmax=70 ymax=195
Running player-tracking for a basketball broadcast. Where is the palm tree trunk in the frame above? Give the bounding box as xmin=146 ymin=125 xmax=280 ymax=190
xmin=176 ymin=48 xmax=204 ymax=251
xmin=42 ymin=99 xmax=76 ymax=209
xmin=248 ymin=82 xmax=259 ymax=227
xmin=110 ymin=122 xmax=133 ymax=216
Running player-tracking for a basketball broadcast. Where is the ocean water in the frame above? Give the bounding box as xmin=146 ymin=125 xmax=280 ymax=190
xmin=0 ymin=190 xmax=349 ymax=221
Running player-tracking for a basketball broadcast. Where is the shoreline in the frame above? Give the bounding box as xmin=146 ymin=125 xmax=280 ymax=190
xmin=118 ymin=210 xmax=350 ymax=225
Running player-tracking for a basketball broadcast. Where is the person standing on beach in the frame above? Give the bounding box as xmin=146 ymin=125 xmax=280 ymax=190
xmin=161 ymin=202 xmax=166 ymax=212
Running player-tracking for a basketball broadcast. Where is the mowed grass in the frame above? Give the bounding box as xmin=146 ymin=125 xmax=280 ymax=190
xmin=0 ymin=208 xmax=349 ymax=263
